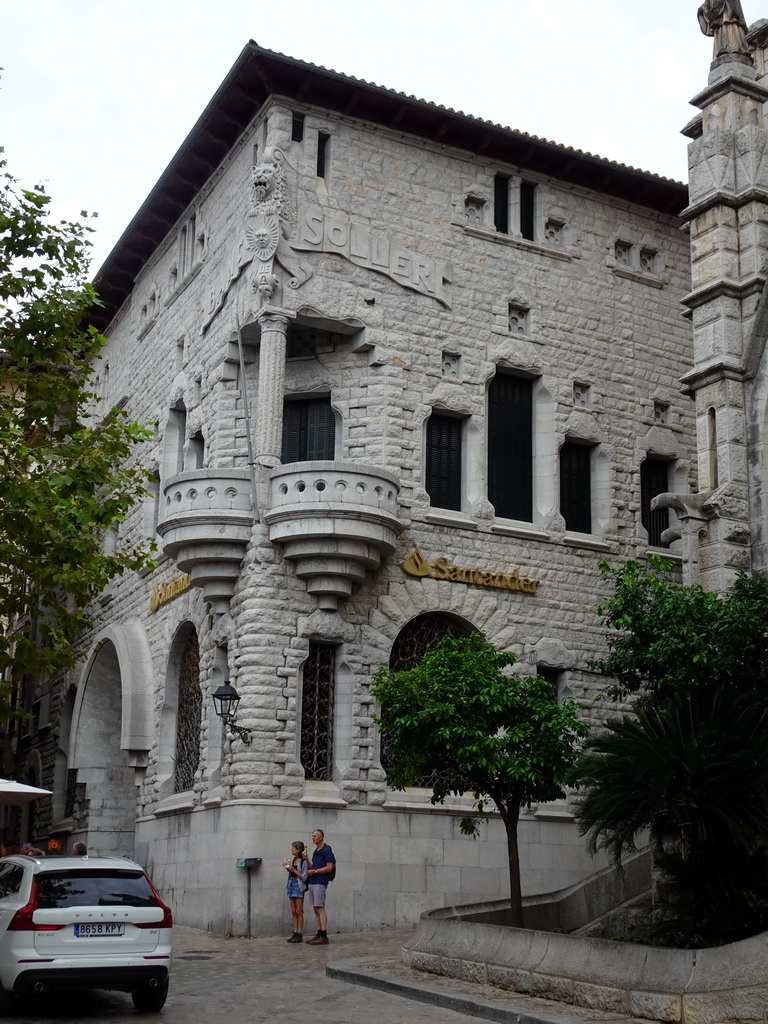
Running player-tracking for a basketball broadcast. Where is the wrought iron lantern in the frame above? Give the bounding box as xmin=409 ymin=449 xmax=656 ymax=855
xmin=212 ymin=681 xmax=252 ymax=744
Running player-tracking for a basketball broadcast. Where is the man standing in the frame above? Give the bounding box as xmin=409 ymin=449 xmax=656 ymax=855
xmin=305 ymin=828 xmax=335 ymax=945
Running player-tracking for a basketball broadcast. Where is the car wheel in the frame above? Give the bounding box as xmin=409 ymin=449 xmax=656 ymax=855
xmin=0 ymin=986 xmax=17 ymax=1017
xmin=131 ymin=979 xmax=169 ymax=1013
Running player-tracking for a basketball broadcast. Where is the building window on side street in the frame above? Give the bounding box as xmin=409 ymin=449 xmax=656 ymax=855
xmin=488 ymin=374 xmax=533 ymax=522
xmin=520 ymin=182 xmax=536 ymax=241
xmin=560 ymin=440 xmax=593 ymax=534
xmin=493 ymin=173 xmax=510 ymax=234
xmin=300 ymin=642 xmax=336 ymax=782
xmin=425 ymin=412 xmax=463 ymax=512
xmin=174 ymin=629 xmax=201 ymax=795
xmin=640 ymin=456 xmax=670 ymax=547
xmin=282 ymin=397 xmax=336 ymax=463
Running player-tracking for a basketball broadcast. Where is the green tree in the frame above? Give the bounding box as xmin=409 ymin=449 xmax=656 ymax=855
xmin=0 ymin=152 xmax=153 ymax=715
xmin=372 ymin=632 xmax=589 ymax=926
xmin=573 ymin=558 xmax=768 ymax=946
xmin=593 ymin=555 xmax=768 ymax=701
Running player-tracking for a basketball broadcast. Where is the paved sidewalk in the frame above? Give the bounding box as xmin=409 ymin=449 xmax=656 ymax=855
xmin=174 ymin=924 xmax=656 ymax=1024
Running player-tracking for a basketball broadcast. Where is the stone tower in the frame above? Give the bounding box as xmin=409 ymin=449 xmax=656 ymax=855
xmin=674 ymin=8 xmax=768 ymax=590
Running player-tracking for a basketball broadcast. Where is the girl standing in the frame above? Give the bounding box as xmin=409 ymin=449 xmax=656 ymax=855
xmin=284 ymin=841 xmax=309 ymax=942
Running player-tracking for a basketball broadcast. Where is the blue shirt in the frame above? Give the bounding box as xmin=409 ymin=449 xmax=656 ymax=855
xmin=309 ymin=844 xmax=334 ymax=886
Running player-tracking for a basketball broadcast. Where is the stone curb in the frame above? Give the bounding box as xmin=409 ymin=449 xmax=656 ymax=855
xmin=326 ymin=957 xmax=587 ymax=1024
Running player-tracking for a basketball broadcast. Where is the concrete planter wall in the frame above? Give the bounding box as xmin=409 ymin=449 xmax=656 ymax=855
xmin=402 ymin=863 xmax=768 ymax=1024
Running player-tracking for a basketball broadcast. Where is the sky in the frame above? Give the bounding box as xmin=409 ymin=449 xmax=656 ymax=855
xmin=1 ymin=0 xmax=734 ymax=275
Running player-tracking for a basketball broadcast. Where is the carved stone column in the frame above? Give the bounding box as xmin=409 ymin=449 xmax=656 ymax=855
xmin=253 ymin=307 xmax=294 ymax=469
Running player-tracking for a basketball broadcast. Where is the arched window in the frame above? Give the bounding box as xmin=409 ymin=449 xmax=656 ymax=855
xmin=383 ymin=613 xmax=474 ymax=784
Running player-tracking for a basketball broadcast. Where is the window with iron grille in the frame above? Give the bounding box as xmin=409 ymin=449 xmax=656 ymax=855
xmin=174 ymin=631 xmax=201 ymax=794
xmin=560 ymin=441 xmax=592 ymax=534
xmin=282 ymin=397 xmax=335 ymax=463
xmin=300 ymin=642 xmax=336 ymax=781
xmin=425 ymin=413 xmax=462 ymax=511
xmin=383 ymin=614 xmax=473 ymax=785
xmin=640 ymin=457 xmax=670 ymax=547
xmin=488 ymin=374 xmax=532 ymax=521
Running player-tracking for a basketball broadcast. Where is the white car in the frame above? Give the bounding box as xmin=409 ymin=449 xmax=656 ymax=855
xmin=0 ymin=854 xmax=172 ymax=1014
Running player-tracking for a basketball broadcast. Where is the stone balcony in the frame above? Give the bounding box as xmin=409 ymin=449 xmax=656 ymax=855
xmin=264 ymin=461 xmax=403 ymax=610
xmin=157 ymin=468 xmax=254 ymax=613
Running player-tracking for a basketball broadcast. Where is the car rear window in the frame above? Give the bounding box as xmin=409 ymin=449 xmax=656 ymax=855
xmin=36 ymin=870 xmax=159 ymax=909
xmin=0 ymin=864 xmax=24 ymax=899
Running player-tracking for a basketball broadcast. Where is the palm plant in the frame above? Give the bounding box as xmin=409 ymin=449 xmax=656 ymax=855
xmin=573 ymin=684 xmax=768 ymax=946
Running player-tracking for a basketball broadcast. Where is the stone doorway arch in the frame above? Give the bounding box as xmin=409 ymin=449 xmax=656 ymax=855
xmin=69 ymin=621 xmax=154 ymax=857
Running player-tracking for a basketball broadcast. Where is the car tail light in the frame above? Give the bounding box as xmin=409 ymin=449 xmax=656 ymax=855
xmin=135 ymin=877 xmax=173 ymax=929
xmin=7 ymin=880 xmax=62 ymax=931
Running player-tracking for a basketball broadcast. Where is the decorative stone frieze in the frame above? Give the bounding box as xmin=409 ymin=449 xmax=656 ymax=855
xmin=265 ymin=461 xmax=402 ymax=610
xmin=157 ymin=468 xmax=254 ymax=613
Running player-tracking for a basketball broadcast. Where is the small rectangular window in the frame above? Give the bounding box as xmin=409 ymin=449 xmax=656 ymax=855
xmin=560 ymin=441 xmax=592 ymax=533
xmin=317 ymin=132 xmax=330 ymax=179
xmin=520 ymin=182 xmax=536 ymax=241
xmin=494 ymin=174 xmax=510 ymax=234
xmin=292 ymin=113 xmax=305 ymax=143
xmin=282 ymin=398 xmax=335 ymax=463
xmin=426 ymin=413 xmax=462 ymax=512
xmin=640 ymin=457 xmax=670 ymax=547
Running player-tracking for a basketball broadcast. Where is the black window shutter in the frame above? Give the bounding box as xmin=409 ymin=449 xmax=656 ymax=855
xmin=282 ymin=402 xmax=304 ymax=464
xmin=494 ymin=174 xmax=509 ymax=234
xmin=426 ymin=414 xmax=462 ymax=511
xmin=560 ymin=442 xmax=592 ymax=533
xmin=305 ymin=398 xmax=335 ymax=461
xmin=520 ymin=182 xmax=536 ymax=240
xmin=640 ymin=458 xmax=669 ymax=546
xmin=282 ymin=398 xmax=335 ymax=464
xmin=488 ymin=375 xmax=533 ymax=521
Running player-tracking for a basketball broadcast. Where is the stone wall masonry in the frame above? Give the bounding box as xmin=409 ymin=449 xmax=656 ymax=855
xmin=403 ymin=891 xmax=768 ymax=1024
xmin=136 ymin=799 xmax=609 ymax=937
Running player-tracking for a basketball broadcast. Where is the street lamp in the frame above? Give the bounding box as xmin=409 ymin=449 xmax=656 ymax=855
xmin=212 ymin=681 xmax=252 ymax=745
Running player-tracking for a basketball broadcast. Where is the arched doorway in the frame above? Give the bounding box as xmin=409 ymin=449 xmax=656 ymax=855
xmin=70 ymin=640 xmax=136 ymax=857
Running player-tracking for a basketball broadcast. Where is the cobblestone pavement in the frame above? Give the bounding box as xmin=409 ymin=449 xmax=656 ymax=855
xmin=5 ymin=924 xmax=659 ymax=1023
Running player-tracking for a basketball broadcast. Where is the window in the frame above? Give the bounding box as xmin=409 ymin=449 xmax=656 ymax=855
xmin=282 ymin=398 xmax=335 ymax=463
xmin=37 ymin=870 xmax=160 ymax=909
xmin=488 ymin=375 xmax=532 ymax=521
xmin=301 ymin=642 xmax=336 ymax=781
xmin=383 ymin=613 xmax=473 ymax=784
xmin=640 ymin=457 xmax=670 ymax=547
xmin=174 ymin=630 xmax=201 ymax=794
xmin=291 ymin=113 xmax=305 ymax=143
xmin=707 ymin=408 xmax=719 ymax=488
xmin=316 ymin=132 xmax=330 ymax=179
xmin=520 ymin=182 xmax=536 ymax=240
xmin=426 ymin=413 xmax=462 ymax=511
xmin=560 ymin=441 xmax=592 ymax=533
xmin=493 ymin=174 xmax=510 ymax=234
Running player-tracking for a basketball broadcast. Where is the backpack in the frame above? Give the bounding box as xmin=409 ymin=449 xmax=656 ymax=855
xmin=326 ymin=845 xmax=336 ymax=882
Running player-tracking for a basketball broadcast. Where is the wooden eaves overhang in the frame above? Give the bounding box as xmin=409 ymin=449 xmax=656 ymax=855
xmin=91 ymin=41 xmax=689 ymax=330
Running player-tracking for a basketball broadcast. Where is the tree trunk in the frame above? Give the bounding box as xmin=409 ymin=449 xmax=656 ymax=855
xmin=497 ymin=799 xmax=523 ymax=927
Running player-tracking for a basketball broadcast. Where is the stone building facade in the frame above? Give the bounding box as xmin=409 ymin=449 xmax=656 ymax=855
xmin=8 ymin=43 xmax=698 ymax=935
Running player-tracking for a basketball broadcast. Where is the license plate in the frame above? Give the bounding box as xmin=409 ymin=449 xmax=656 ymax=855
xmin=74 ymin=923 xmax=125 ymax=937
